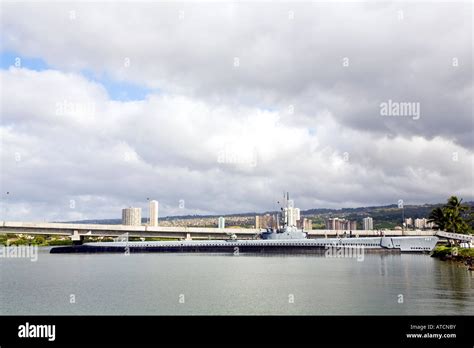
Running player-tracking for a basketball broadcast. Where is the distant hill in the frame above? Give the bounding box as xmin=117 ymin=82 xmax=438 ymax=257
xmin=63 ymin=202 xmax=473 ymax=227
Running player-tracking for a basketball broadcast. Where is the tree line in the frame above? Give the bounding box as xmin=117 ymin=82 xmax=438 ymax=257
xmin=428 ymin=196 xmax=473 ymax=234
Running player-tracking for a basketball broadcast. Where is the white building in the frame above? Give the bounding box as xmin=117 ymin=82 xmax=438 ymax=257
xmin=363 ymin=217 xmax=373 ymax=230
xmin=122 ymin=207 xmax=142 ymax=226
xmin=284 ymin=207 xmax=301 ymax=227
xmin=218 ymin=216 xmax=225 ymax=229
xmin=414 ymin=218 xmax=434 ymax=229
xmin=149 ymin=200 xmax=159 ymax=226
xmin=295 ymin=208 xmax=300 ymax=222
xmin=403 ymin=217 xmax=434 ymax=230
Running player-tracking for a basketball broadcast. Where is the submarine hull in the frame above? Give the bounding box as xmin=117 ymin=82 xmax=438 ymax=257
xmin=50 ymin=236 xmax=439 ymax=254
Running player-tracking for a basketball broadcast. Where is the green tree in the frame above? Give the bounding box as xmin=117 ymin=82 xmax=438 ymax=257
xmin=443 ymin=196 xmax=470 ymax=234
xmin=428 ymin=207 xmax=446 ymax=230
xmin=430 ymin=196 xmax=472 ymax=234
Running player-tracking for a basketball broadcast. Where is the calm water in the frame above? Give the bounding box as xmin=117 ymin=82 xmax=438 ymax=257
xmin=0 ymin=248 xmax=473 ymax=315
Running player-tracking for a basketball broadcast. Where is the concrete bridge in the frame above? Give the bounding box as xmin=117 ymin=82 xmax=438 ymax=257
xmin=435 ymin=231 xmax=474 ymax=243
xmin=0 ymin=221 xmax=258 ymax=240
xmin=0 ymin=221 xmax=437 ymax=240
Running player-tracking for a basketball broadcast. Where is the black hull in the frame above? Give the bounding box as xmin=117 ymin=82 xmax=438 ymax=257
xmin=50 ymin=245 xmax=396 ymax=254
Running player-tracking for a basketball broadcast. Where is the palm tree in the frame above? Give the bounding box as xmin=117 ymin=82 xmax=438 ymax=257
xmin=445 ymin=196 xmax=468 ymax=213
xmin=428 ymin=207 xmax=445 ymax=230
xmin=442 ymin=196 xmax=470 ymax=234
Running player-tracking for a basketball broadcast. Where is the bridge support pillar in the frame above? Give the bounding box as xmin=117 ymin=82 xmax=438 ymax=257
xmin=185 ymin=233 xmax=192 ymax=241
xmin=71 ymin=230 xmax=84 ymax=245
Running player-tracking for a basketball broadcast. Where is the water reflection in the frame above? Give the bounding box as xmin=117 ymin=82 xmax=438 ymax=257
xmin=0 ymin=251 xmax=473 ymax=315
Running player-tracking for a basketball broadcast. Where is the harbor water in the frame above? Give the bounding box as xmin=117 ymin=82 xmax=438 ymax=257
xmin=0 ymin=248 xmax=473 ymax=315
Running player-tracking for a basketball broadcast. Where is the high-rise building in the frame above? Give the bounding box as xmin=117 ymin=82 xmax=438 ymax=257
xmin=149 ymin=200 xmax=159 ymax=226
xmin=414 ymin=218 xmax=421 ymax=229
xmin=302 ymin=218 xmax=312 ymax=230
xmin=362 ymin=217 xmax=373 ymax=230
xmin=284 ymin=207 xmax=301 ymax=227
xmin=326 ymin=218 xmax=346 ymax=230
xmin=326 ymin=218 xmax=336 ymax=230
xmin=403 ymin=217 xmax=433 ymax=230
xmin=218 ymin=216 xmax=225 ymax=229
xmin=350 ymin=220 xmax=357 ymax=231
xmin=255 ymin=213 xmax=283 ymax=229
xmin=414 ymin=218 xmax=433 ymax=229
xmin=122 ymin=207 xmax=142 ymax=226
xmin=326 ymin=218 xmax=357 ymax=230
xmin=294 ymin=208 xmax=300 ymax=222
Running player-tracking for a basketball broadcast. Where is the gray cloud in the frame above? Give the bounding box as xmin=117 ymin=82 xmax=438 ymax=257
xmin=0 ymin=2 xmax=472 ymax=221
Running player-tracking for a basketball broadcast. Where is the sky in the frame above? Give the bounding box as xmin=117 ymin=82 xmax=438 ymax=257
xmin=0 ymin=1 xmax=472 ymax=221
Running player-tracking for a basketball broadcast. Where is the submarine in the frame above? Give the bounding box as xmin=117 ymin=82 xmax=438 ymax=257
xmin=50 ymin=194 xmax=439 ymax=254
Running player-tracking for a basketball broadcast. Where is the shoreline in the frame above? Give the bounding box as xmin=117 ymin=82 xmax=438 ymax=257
xmin=431 ymin=246 xmax=474 ymax=270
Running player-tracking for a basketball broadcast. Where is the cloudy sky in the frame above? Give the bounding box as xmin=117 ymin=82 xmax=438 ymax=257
xmin=0 ymin=1 xmax=472 ymax=221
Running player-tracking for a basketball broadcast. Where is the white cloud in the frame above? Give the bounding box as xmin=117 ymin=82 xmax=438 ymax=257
xmin=0 ymin=2 xmax=472 ymax=221
xmin=1 ymin=66 xmax=472 ymax=221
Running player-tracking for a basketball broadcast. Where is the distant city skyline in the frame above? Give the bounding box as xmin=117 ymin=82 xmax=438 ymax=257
xmin=1 ymin=2 xmax=472 ymax=222
xmin=50 ymin=199 xmax=470 ymax=222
